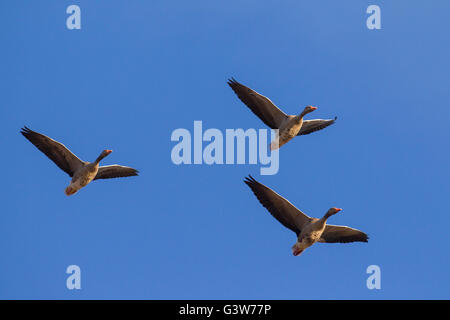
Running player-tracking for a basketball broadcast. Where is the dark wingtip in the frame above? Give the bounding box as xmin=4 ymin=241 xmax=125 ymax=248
xmin=130 ymin=168 xmax=139 ymax=177
xmin=243 ymin=174 xmax=257 ymax=185
xmin=227 ymin=77 xmax=238 ymax=86
xmin=20 ymin=126 xmax=32 ymax=136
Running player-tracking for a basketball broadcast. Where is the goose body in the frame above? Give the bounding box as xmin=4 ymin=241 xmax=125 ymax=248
xmin=21 ymin=127 xmax=139 ymax=196
xmin=228 ymin=78 xmax=337 ymax=150
xmin=271 ymin=112 xmax=313 ymax=150
xmin=294 ymin=218 xmax=328 ymax=254
xmin=244 ymin=175 xmax=368 ymax=256
xmin=65 ymin=159 xmax=103 ymax=196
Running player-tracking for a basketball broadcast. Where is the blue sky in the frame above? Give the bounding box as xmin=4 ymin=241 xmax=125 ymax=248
xmin=1 ymin=1 xmax=449 ymax=299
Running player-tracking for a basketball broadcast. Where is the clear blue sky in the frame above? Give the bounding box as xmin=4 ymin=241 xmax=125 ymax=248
xmin=1 ymin=1 xmax=449 ymax=299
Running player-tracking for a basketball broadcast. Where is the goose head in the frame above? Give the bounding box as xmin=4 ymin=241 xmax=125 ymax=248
xmin=324 ymin=207 xmax=342 ymax=218
xmin=299 ymin=105 xmax=317 ymax=117
xmin=95 ymin=149 xmax=112 ymax=163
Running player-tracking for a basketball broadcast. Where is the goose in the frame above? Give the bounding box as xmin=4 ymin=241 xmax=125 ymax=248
xmin=21 ymin=126 xmax=139 ymax=196
xmin=228 ymin=78 xmax=336 ymax=149
xmin=244 ymin=175 xmax=368 ymax=256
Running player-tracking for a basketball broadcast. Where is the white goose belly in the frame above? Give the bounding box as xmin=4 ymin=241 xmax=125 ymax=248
xmin=271 ymin=120 xmax=303 ymax=149
xmin=65 ymin=167 xmax=98 ymax=195
xmin=76 ymin=170 xmax=98 ymax=187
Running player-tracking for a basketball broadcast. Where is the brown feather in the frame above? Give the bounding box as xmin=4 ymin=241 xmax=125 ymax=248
xmin=21 ymin=126 xmax=85 ymax=177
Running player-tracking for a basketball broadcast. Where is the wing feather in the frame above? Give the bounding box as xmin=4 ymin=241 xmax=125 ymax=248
xmin=298 ymin=118 xmax=337 ymax=135
xmin=244 ymin=175 xmax=311 ymax=235
xmin=94 ymin=165 xmax=139 ymax=180
xmin=319 ymin=225 xmax=369 ymax=243
xmin=228 ymin=78 xmax=288 ymax=129
xmin=20 ymin=126 xmax=85 ymax=177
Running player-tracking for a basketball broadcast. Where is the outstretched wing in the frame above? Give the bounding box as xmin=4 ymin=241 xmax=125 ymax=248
xmin=228 ymin=78 xmax=288 ymax=129
xmin=298 ymin=117 xmax=337 ymax=135
xmin=94 ymin=165 xmax=139 ymax=180
xmin=244 ymin=175 xmax=312 ymax=235
xmin=319 ymin=225 xmax=369 ymax=243
xmin=20 ymin=126 xmax=85 ymax=177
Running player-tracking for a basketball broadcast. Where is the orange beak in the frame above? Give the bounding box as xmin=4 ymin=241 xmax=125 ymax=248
xmin=310 ymin=106 xmax=317 ymax=110
xmin=334 ymin=208 xmax=342 ymax=212
xmin=106 ymin=150 xmax=113 ymax=154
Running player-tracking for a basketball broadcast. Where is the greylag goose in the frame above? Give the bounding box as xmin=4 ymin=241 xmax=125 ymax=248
xmin=21 ymin=127 xmax=139 ymax=196
xmin=244 ymin=175 xmax=368 ymax=256
xmin=228 ymin=78 xmax=336 ymax=149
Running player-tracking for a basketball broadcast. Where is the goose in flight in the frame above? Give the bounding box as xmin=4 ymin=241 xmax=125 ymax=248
xmin=21 ymin=127 xmax=139 ymax=196
xmin=244 ymin=175 xmax=368 ymax=256
xmin=228 ymin=78 xmax=336 ymax=149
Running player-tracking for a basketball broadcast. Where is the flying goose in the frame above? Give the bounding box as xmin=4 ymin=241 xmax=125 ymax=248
xmin=244 ymin=175 xmax=368 ymax=256
xmin=228 ymin=78 xmax=336 ymax=149
xmin=21 ymin=127 xmax=139 ymax=196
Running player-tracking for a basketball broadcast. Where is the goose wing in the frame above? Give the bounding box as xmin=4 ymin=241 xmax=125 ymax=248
xmin=228 ymin=78 xmax=288 ymax=129
xmin=298 ymin=117 xmax=337 ymax=135
xmin=319 ymin=225 xmax=369 ymax=243
xmin=94 ymin=165 xmax=139 ymax=180
xmin=20 ymin=126 xmax=85 ymax=177
xmin=244 ymin=175 xmax=312 ymax=235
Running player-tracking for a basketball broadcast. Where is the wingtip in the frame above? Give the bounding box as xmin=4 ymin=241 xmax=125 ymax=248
xmin=20 ymin=126 xmax=31 ymax=135
xmin=243 ymin=174 xmax=257 ymax=185
xmin=130 ymin=168 xmax=139 ymax=177
xmin=227 ymin=77 xmax=238 ymax=86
